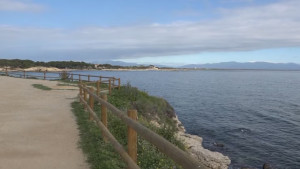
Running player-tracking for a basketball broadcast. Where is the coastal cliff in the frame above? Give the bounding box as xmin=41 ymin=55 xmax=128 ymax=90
xmin=109 ymin=84 xmax=231 ymax=169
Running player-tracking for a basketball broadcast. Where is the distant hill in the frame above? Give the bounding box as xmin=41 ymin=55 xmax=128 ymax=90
xmin=102 ymin=61 xmax=140 ymax=67
xmin=181 ymin=62 xmax=300 ymax=70
xmin=101 ymin=61 xmax=169 ymax=68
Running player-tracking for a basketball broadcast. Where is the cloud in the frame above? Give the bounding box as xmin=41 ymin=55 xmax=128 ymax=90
xmin=0 ymin=0 xmax=300 ymax=61
xmin=0 ymin=0 xmax=44 ymax=12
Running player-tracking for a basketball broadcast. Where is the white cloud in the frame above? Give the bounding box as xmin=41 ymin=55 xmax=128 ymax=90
xmin=0 ymin=0 xmax=44 ymax=12
xmin=0 ymin=0 xmax=300 ymax=61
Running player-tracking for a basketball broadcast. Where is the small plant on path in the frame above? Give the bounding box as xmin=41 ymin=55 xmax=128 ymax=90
xmin=32 ymin=84 xmax=52 ymax=91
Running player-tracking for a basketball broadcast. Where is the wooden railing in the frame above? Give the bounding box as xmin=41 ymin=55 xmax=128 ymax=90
xmin=78 ymin=82 xmax=208 ymax=169
xmin=1 ymin=70 xmax=120 ymax=95
xmin=2 ymin=70 xmax=59 ymax=80
xmin=71 ymin=73 xmax=120 ymax=95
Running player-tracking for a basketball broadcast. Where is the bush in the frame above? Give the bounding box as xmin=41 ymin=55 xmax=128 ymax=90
xmin=72 ymin=82 xmax=185 ymax=169
xmin=59 ymin=71 xmax=70 ymax=80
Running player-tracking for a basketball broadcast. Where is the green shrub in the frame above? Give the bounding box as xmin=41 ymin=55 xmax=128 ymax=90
xmin=32 ymin=84 xmax=52 ymax=90
xmin=73 ymin=82 xmax=185 ymax=169
xmin=72 ymin=102 xmax=126 ymax=169
xmin=59 ymin=71 xmax=70 ymax=80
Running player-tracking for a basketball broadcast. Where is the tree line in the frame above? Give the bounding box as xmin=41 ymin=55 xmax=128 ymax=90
xmin=0 ymin=59 xmax=162 ymax=70
xmin=0 ymin=59 xmax=93 ymax=69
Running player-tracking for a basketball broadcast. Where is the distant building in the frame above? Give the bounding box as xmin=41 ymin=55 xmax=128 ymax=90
xmin=148 ymin=65 xmax=159 ymax=70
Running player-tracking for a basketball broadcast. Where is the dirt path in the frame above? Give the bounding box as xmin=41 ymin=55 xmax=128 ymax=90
xmin=0 ymin=76 xmax=89 ymax=169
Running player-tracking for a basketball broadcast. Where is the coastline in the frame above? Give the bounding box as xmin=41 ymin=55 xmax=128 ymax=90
xmin=2 ymin=67 xmax=232 ymax=168
xmin=3 ymin=66 xmax=300 ymax=73
xmin=173 ymin=115 xmax=231 ymax=169
xmin=1 ymin=66 xmax=64 ymax=72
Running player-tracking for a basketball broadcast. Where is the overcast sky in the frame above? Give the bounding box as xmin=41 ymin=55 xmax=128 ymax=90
xmin=0 ymin=0 xmax=299 ymax=65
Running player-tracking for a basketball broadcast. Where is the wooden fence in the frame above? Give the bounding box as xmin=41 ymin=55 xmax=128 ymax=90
xmin=1 ymin=70 xmax=120 ymax=95
xmin=71 ymin=73 xmax=120 ymax=95
xmin=78 ymin=82 xmax=208 ymax=169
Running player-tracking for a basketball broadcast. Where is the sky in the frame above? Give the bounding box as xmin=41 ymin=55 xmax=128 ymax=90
xmin=0 ymin=0 xmax=300 ymax=66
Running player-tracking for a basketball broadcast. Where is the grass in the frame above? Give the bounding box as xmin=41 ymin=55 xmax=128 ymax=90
xmin=71 ymin=83 xmax=185 ymax=169
xmin=72 ymin=102 xmax=125 ymax=169
xmin=32 ymin=84 xmax=52 ymax=90
xmin=57 ymin=83 xmax=78 ymax=87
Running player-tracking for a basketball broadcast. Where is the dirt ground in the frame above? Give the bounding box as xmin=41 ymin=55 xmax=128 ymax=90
xmin=0 ymin=76 xmax=89 ymax=169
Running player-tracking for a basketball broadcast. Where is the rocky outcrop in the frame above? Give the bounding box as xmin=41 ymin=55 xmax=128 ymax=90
xmin=173 ymin=116 xmax=231 ymax=169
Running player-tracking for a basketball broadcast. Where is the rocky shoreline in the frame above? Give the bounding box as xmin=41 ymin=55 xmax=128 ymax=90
xmin=172 ymin=116 xmax=231 ymax=169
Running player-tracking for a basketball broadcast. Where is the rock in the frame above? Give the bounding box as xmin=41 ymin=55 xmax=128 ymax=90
xmin=172 ymin=116 xmax=230 ymax=169
xmin=263 ymin=163 xmax=273 ymax=169
xmin=172 ymin=115 xmax=186 ymax=132
xmin=213 ymin=142 xmax=225 ymax=148
xmin=176 ymin=131 xmax=231 ymax=169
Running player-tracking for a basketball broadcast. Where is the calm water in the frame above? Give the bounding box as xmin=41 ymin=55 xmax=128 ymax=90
xmin=23 ymin=70 xmax=300 ymax=168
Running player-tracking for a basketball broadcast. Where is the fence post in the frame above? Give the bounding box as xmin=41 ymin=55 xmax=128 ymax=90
xmin=83 ymin=84 xmax=87 ymax=108
xmin=23 ymin=71 xmax=26 ymax=78
xmin=109 ymin=78 xmax=112 ymax=95
xmin=44 ymin=72 xmax=46 ymax=80
xmin=5 ymin=68 xmax=8 ymax=76
xmin=113 ymin=78 xmax=116 ymax=88
xmin=88 ymin=75 xmax=90 ymax=82
xmin=79 ymin=82 xmax=83 ymax=103
xmin=71 ymin=74 xmax=73 ymax=81
xmin=128 ymin=109 xmax=138 ymax=164
xmin=97 ymin=80 xmax=100 ymax=96
xmin=118 ymin=78 xmax=121 ymax=90
xmin=99 ymin=76 xmax=102 ymax=82
xmin=101 ymin=94 xmax=108 ymax=142
xmin=89 ymin=87 xmax=95 ymax=121
xmin=79 ymin=74 xmax=81 ymax=81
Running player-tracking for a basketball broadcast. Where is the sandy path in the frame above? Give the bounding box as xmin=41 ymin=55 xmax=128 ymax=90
xmin=0 ymin=76 xmax=89 ymax=169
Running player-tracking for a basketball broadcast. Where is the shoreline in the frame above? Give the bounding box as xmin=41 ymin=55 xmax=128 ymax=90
xmin=173 ymin=115 xmax=231 ymax=169
xmin=2 ymin=66 xmax=300 ymax=72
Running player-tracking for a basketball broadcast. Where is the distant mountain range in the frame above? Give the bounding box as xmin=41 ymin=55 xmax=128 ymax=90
xmin=102 ymin=61 xmax=140 ymax=67
xmin=93 ymin=61 xmax=300 ymax=70
xmin=180 ymin=62 xmax=300 ymax=70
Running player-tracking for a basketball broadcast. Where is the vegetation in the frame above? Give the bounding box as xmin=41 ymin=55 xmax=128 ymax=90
xmin=32 ymin=84 xmax=52 ymax=90
xmin=0 ymin=59 xmax=93 ymax=69
xmin=59 ymin=71 xmax=70 ymax=80
xmin=0 ymin=59 xmax=162 ymax=70
xmin=72 ymin=102 xmax=126 ymax=169
xmin=72 ymin=83 xmax=185 ymax=169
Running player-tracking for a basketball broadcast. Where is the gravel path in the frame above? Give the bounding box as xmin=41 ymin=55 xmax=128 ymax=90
xmin=0 ymin=76 xmax=88 ymax=169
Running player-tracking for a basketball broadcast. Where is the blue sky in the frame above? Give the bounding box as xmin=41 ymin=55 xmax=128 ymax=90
xmin=0 ymin=0 xmax=299 ymax=66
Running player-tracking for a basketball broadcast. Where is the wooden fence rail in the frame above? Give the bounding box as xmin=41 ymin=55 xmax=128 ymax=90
xmin=79 ymin=83 xmax=207 ymax=169
xmin=2 ymin=70 xmax=120 ymax=95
